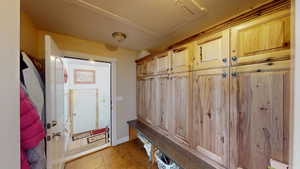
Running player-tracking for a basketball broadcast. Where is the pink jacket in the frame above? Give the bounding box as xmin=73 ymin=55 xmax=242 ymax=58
xmin=20 ymin=87 xmax=45 ymax=169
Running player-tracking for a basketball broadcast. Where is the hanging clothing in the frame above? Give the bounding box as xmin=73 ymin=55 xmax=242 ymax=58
xmin=26 ymin=141 xmax=46 ymax=169
xmin=20 ymin=54 xmax=28 ymax=85
xmin=20 ymin=87 xmax=45 ymax=169
xmin=21 ymin=84 xmax=47 ymax=169
xmin=21 ymin=52 xmax=45 ymax=123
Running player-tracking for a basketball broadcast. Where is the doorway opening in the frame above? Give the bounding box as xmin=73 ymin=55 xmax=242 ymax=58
xmin=62 ymin=57 xmax=112 ymax=158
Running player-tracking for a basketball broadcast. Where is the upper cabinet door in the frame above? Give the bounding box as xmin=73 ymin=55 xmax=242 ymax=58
xmin=170 ymin=72 xmax=191 ymax=146
xmin=156 ymin=75 xmax=171 ymax=135
xmin=145 ymin=58 xmax=157 ymax=75
xmin=231 ymin=10 xmax=290 ymax=66
xmin=171 ymin=44 xmax=192 ymax=73
xmin=157 ymin=52 xmax=171 ymax=75
xmin=193 ymin=29 xmax=230 ymax=70
xmin=137 ymin=62 xmax=146 ymax=78
xmin=192 ymin=68 xmax=229 ymax=167
xmin=230 ymin=60 xmax=290 ymax=169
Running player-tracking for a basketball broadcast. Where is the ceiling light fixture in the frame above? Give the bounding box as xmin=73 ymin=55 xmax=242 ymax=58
xmin=112 ymin=32 xmax=127 ymax=43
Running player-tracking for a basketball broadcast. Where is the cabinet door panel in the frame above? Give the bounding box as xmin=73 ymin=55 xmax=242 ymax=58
xmin=171 ymin=44 xmax=192 ymax=73
xmin=170 ymin=73 xmax=191 ymax=145
xmin=230 ymin=61 xmax=290 ymax=169
xmin=137 ymin=79 xmax=146 ymax=121
xmin=193 ymin=29 xmax=229 ymax=70
xmin=157 ymin=76 xmax=170 ymax=134
xmin=143 ymin=77 xmax=157 ymax=125
xmin=192 ymin=69 xmax=229 ymax=166
xmin=137 ymin=63 xmax=146 ymax=78
xmin=231 ymin=10 xmax=290 ymax=65
xmin=157 ymin=52 xmax=171 ymax=74
xmin=146 ymin=59 xmax=157 ymax=75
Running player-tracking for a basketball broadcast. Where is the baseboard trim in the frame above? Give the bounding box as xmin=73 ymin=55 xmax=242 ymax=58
xmin=64 ymin=143 xmax=111 ymax=163
xmin=113 ymin=136 xmax=129 ymax=146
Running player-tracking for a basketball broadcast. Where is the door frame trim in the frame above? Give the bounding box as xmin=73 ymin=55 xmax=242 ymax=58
xmin=63 ymin=50 xmax=117 ymax=146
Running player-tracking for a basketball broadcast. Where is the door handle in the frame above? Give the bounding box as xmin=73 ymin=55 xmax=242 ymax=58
xmin=46 ymin=120 xmax=57 ymax=129
xmin=52 ymin=132 xmax=62 ymax=139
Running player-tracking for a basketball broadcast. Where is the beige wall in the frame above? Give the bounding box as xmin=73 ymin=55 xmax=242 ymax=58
xmin=293 ymin=0 xmax=300 ymax=168
xmin=21 ymin=11 xmax=138 ymax=140
xmin=20 ymin=11 xmax=38 ymax=58
xmin=0 ymin=0 xmax=20 ymax=169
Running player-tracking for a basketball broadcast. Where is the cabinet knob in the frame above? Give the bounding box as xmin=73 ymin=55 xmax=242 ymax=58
xmin=222 ymin=58 xmax=227 ymax=63
xmin=232 ymin=56 xmax=238 ymax=61
xmin=231 ymin=72 xmax=238 ymax=77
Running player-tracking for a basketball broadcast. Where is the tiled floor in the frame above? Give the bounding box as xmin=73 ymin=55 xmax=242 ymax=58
xmin=65 ymin=140 xmax=158 ymax=169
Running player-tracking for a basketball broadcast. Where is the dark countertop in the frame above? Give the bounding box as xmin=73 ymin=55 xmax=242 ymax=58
xmin=127 ymin=120 xmax=216 ymax=169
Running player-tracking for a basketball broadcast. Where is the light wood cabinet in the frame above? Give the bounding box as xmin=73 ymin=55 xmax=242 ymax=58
xmin=170 ymin=72 xmax=192 ymax=146
xmin=137 ymin=78 xmax=146 ymax=120
xmin=136 ymin=8 xmax=291 ymax=169
xmin=143 ymin=77 xmax=157 ymax=125
xmin=191 ymin=68 xmax=229 ymax=167
xmin=231 ymin=10 xmax=290 ymax=66
xmin=157 ymin=52 xmax=171 ymax=75
xmin=230 ymin=60 xmax=290 ymax=169
xmin=193 ymin=29 xmax=230 ymax=70
xmin=137 ymin=63 xmax=146 ymax=78
xmin=145 ymin=58 xmax=157 ymax=75
xmin=156 ymin=75 xmax=171 ymax=134
xmin=171 ymin=43 xmax=193 ymax=73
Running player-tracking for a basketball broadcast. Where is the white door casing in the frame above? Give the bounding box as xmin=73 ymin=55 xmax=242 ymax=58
xmin=45 ymin=35 xmax=66 ymax=169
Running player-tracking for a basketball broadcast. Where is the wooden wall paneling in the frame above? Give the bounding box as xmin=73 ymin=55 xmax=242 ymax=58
xmin=156 ymin=74 xmax=171 ymax=135
xmin=169 ymin=72 xmax=192 ymax=146
xmin=229 ymin=60 xmax=291 ymax=169
xmin=231 ymin=9 xmax=291 ymax=66
xmin=191 ymin=68 xmax=230 ymax=167
xmin=171 ymin=43 xmax=193 ymax=73
xmin=193 ymin=29 xmax=230 ymax=70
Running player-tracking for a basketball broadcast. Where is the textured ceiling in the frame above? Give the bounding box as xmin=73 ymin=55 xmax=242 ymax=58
xmin=21 ymin=0 xmax=269 ymax=51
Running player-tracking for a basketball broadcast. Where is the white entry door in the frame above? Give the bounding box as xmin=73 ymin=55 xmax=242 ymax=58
xmin=45 ymin=35 xmax=66 ymax=169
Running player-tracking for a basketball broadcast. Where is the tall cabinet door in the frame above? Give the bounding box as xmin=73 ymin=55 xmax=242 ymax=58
xmin=231 ymin=10 xmax=290 ymax=66
xmin=193 ymin=29 xmax=230 ymax=70
xmin=170 ymin=72 xmax=191 ymax=146
xmin=156 ymin=75 xmax=171 ymax=135
xmin=143 ymin=77 xmax=157 ymax=125
xmin=230 ymin=61 xmax=290 ymax=169
xmin=137 ymin=78 xmax=146 ymax=122
xmin=192 ymin=68 xmax=229 ymax=167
